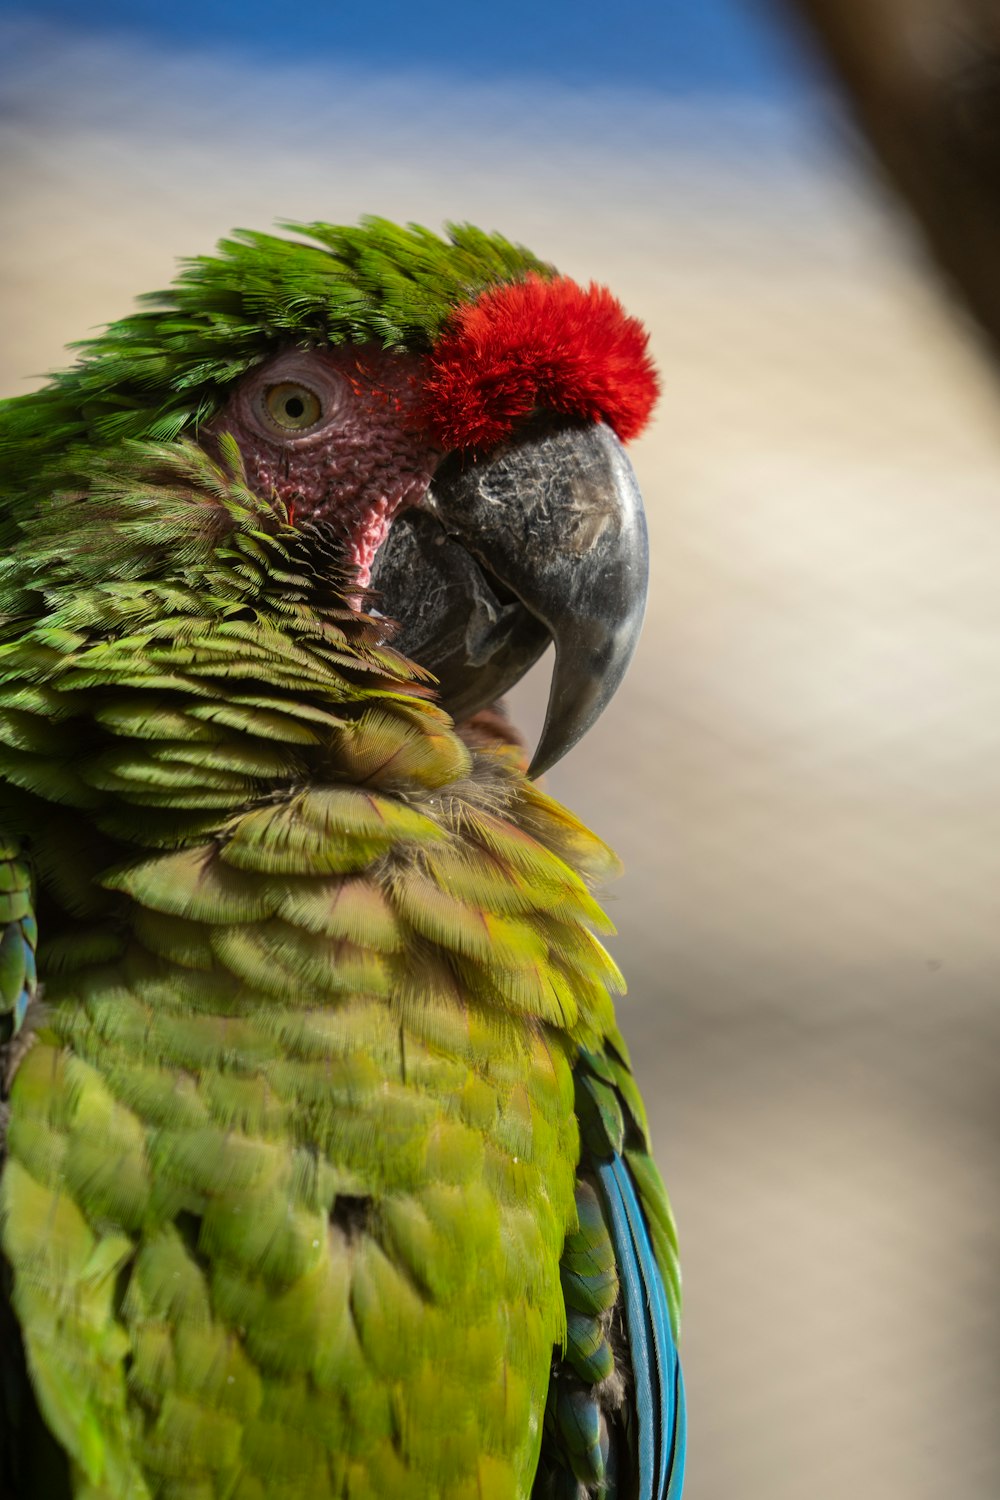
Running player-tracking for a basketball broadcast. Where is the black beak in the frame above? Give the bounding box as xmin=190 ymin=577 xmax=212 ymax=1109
xmin=368 ymin=421 xmax=649 ymax=777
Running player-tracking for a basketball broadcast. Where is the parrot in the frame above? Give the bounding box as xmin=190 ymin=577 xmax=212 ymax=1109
xmin=0 ymin=218 xmax=685 ymax=1500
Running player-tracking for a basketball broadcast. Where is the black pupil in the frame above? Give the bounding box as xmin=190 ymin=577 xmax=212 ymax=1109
xmin=284 ymin=395 xmax=306 ymax=419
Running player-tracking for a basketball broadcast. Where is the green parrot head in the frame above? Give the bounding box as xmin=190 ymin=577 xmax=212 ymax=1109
xmin=1 ymin=218 xmax=659 ymax=772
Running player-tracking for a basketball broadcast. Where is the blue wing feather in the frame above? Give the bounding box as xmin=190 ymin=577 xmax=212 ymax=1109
xmin=0 ymin=848 xmax=37 ymax=1047
xmin=667 ymin=1361 xmax=687 ymax=1500
xmin=597 ymin=1155 xmax=686 ymax=1500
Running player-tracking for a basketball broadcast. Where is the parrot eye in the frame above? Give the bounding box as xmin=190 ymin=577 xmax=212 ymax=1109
xmin=262 ymin=382 xmax=323 ymax=432
xmin=233 ymin=352 xmax=351 ymax=444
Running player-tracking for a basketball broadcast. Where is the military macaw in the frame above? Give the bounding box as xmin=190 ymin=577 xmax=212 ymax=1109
xmin=0 ymin=219 xmax=685 ymax=1500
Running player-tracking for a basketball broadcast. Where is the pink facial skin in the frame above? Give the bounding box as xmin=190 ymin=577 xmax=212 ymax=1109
xmin=208 ymin=346 xmax=442 ymax=589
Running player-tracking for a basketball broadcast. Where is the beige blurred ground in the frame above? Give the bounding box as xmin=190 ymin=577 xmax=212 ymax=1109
xmin=5 ymin=16 xmax=1000 ymax=1498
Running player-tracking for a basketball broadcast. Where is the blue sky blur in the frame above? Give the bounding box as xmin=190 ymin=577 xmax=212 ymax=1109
xmin=0 ymin=0 xmax=818 ymax=95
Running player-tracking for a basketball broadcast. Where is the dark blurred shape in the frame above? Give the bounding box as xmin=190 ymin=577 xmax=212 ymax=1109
xmin=782 ymin=0 xmax=1000 ymax=362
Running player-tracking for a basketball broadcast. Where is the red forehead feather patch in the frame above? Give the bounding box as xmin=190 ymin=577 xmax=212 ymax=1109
xmin=419 ymin=273 xmax=660 ymax=452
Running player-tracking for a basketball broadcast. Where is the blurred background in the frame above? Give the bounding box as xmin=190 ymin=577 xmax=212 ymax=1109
xmin=4 ymin=2 xmax=1000 ymax=1495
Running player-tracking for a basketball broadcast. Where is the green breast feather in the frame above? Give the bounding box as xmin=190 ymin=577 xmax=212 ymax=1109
xmin=0 ymin=220 xmax=683 ymax=1500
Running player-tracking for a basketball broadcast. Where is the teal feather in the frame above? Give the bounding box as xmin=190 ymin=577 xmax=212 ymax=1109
xmin=0 ymin=843 xmax=37 ymax=1044
xmin=596 ymin=1156 xmax=686 ymax=1500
